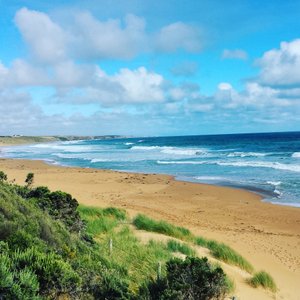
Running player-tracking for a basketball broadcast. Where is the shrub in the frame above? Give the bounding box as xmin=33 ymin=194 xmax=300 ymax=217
xmin=0 ymin=171 xmax=7 ymax=182
xmin=25 ymin=173 xmax=34 ymax=188
xmin=139 ymin=257 xmax=228 ymax=300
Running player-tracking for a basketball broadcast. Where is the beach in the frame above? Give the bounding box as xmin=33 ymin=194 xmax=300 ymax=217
xmin=0 ymin=158 xmax=299 ymax=299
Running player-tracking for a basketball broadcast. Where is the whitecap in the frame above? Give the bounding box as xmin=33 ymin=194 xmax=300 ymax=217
xmin=292 ymin=152 xmax=300 ymax=158
xmin=267 ymin=181 xmax=282 ymax=186
xmin=157 ymin=160 xmax=207 ymax=165
xmin=227 ymin=152 xmax=267 ymax=158
xmin=217 ymin=161 xmax=300 ymax=173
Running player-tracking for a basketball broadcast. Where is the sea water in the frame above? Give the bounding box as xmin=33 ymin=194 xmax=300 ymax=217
xmin=1 ymin=132 xmax=300 ymax=207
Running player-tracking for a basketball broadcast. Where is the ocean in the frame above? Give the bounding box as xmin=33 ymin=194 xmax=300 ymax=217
xmin=1 ymin=131 xmax=300 ymax=207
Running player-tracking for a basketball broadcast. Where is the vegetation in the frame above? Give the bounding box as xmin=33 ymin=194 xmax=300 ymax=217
xmin=133 ymin=214 xmax=254 ymax=273
xmin=0 ymin=170 xmax=277 ymax=298
xmin=25 ymin=173 xmax=34 ymax=188
xmin=138 ymin=257 xmax=228 ymax=300
xmin=166 ymin=240 xmax=195 ymax=256
xmin=0 ymin=173 xmax=235 ymax=299
xmin=248 ymin=271 xmax=277 ymax=292
xmin=133 ymin=214 xmax=192 ymax=240
xmin=0 ymin=171 xmax=7 ymax=182
xmin=204 ymin=241 xmax=254 ymax=273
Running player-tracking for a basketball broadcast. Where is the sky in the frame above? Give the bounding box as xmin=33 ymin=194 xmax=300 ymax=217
xmin=1 ymin=0 xmax=300 ymax=136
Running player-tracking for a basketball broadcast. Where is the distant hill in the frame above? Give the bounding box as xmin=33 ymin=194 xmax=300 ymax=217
xmin=0 ymin=135 xmax=127 ymax=146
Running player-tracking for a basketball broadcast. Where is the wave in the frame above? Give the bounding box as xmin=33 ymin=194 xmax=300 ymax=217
xmin=51 ymin=153 xmax=91 ymax=160
xmin=161 ymin=148 xmax=207 ymax=156
xmin=217 ymin=161 xmax=300 ymax=172
xmin=157 ymin=159 xmax=300 ymax=172
xmin=157 ymin=160 xmax=207 ymax=165
xmin=90 ymin=158 xmax=112 ymax=163
xmin=131 ymin=145 xmax=208 ymax=156
xmin=131 ymin=146 xmax=164 ymax=150
xmin=124 ymin=142 xmax=134 ymax=145
xmin=267 ymin=181 xmax=282 ymax=186
xmin=227 ymin=152 xmax=267 ymax=158
xmin=292 ymin=152 xmax=300 ymax=158
xmin=194 ymin=176 xmax=227 ymax=181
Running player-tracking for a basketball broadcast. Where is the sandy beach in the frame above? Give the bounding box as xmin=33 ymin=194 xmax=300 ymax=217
xmin=0 ymin=158 xmax=299 ymax=299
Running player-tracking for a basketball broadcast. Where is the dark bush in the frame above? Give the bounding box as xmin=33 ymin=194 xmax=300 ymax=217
xmin=139 ymin=257 xmax=228 ymax=300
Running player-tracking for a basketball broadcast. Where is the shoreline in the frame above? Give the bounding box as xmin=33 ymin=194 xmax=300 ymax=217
xmin=0 ymin=158 xmax=300 ymax=299
xmin=1 ymin=147 xmax=297 ymax=209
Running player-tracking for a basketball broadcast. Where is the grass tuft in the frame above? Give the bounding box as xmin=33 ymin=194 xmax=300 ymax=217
xmin=133 ymin=214 xmax=192 ymax=240
xmin=167 ymin=240 xmax=195 ymax=256
xmin=78 ymin=205 xmax=127 ymax=221
xmin=248 ymin=271 xmax=277 ymax=292
xmin=206 ymin=240 xmax=254 ymax=273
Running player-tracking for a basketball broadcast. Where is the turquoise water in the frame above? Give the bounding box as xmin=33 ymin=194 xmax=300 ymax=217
xmin=1 ymin=132 xmax=300 ymax=207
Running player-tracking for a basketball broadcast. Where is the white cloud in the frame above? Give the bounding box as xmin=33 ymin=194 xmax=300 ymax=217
xmin=156 ymin=22 xmax=202 ymax=53
xmin=70 ymin=12 xmax=147 ymax=59
xmin=257 ymin=39 xmax=300 ymax=86
xmin=15 ymin=8 xmax=67 ymax=63
xmin=0 ymin=60 xmax=49 ymax=87
xmin=14 ymin=8 xmax=204 ymax=63
xmin=222 ymin=49 xmax=248 ymax=60
xmin=113 ymin=67 xmax=165 ymax=103
xmin=53 ymin=60 xmax=99 ymax=87
xmin=54 ymin=67 xmax=166 ymax=107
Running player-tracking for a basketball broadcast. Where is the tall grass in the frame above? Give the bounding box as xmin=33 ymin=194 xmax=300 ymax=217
xmin=133 ymin=214 xmax=254 ymax=273
xmin=133 ymin=214 xmax=192 ymax=240
xmin=167 ymin=240 xmax=195 ymax=256
xmin=248 ymin=271 xmax=277 ymax=292
xmin=96 ymin=226 xmax=173 ymax=293
xmin=78 ymin=205 xmax=127 ymax=235
xmin=206 ymin=240 xmax=254 ymax=273
xmin=78 ymin=205 xmax=127 ymax=221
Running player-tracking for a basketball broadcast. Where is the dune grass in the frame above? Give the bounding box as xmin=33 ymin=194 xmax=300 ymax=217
xmin=78 ymin=205 xmax=127 ymax=235
xmin=205 ymin=240 xmax=254 ymax=273
xmin=133 ymin=214 xmax=254 ymax=273
xmin=167 ymin=239 xmax=195 ymax=256
xmin=78 ymin=207 xmax=174 ymax=292
xmin=133 ymin=214 xmax=192 ymax=240
xmin=78 ymin=205 xmax=127 ymax=220
xmin=248 ymin=271 xmax=277 ymax=292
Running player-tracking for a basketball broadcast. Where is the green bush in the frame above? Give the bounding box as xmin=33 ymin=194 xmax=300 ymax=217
xmin=0 ymin=171 xmax=7 ymax=182
xmin=139 ymin=257 xmax=228 ymax=300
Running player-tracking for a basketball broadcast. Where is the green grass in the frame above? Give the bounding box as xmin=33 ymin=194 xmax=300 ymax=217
xmin=206 ymin=240 xmax=254 ymax=273
xmin=78 ymin=205 xmax=127 ymax=235
xmin=0 ymin=181 xmax=236 ymax=299
xmin=133 ymin=214 xmax=254 ymax=273
xmin=167 ymin=240 xmax=195 ymax=256
xmin=194 ymin=237 xmax=253 ymax=273
xmin=133 ymin=214 xmax=192 ymax=240
xmin=96 ymin=226 xmax=173 ymax=293
xmin=248 ymin=271 xmax=277 ymax=292
xmin=78 ymin=205 xmax=127 ymax=221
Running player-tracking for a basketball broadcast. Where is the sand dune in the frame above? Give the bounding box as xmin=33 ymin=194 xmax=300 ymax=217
xmin=0 ymin=158 xmax=299 ymax=299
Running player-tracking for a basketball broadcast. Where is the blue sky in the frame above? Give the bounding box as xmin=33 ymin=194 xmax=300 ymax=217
xmin=0 ymin=0 xmax=300 ymax=136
